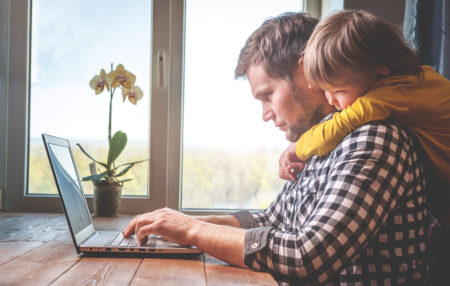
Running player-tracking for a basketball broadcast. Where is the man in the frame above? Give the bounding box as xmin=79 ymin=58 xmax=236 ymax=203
xmin=123 ymin=12 xmax=430 ymax=284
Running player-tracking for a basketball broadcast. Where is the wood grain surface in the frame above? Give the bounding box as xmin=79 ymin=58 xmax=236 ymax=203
xmin=0 ymin=213 xmax=277 ymax=285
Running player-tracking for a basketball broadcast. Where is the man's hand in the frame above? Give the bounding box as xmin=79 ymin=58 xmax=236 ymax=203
xmin=122 ymin=207 xmax=201 ymax=246
xmin=122 ymin=208 xmax=247 ymax=267
xmin=279 ymin=142 xmax=305 ymax=181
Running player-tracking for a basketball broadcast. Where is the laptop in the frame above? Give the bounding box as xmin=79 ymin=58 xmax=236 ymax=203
xmin=42 ymin=133 xmax=202 ymax=256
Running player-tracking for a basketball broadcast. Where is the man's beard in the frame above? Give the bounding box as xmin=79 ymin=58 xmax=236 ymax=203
xmin=285 ymin=85 xmax=326 ymax=142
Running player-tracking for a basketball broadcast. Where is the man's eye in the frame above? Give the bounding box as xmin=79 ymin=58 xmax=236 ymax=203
xmin=263 ymin=93 xmax=272 ymax=100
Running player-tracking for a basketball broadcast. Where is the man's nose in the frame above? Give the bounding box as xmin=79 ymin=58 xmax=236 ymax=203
xmin=262 ymin=105 xmax=275 ymax=122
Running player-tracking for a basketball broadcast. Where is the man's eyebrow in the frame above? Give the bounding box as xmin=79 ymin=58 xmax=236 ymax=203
xmin=253 ymin=87 xmax=269 ymax=99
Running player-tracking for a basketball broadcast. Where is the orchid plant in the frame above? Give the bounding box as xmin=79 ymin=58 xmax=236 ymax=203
xmin=77 ymin=63 xmax=146 ymax=186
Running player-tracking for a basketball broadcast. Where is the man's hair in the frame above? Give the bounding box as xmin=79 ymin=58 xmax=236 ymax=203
xmin=235 ymin=12 xmax=319 ymax=81
xmin=304 ymin=10 xmax=423 ymax=88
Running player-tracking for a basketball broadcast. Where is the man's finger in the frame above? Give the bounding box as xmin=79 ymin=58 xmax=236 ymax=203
xmin=122 ymin=216 xmax=139 ymax=237
xmin=136 ymin=225 xmax=151 ymax=245
xmin=137 ymin=224 xmax=154 ymax=245
xmin=135 ymin=215 xmax=150 ymax=239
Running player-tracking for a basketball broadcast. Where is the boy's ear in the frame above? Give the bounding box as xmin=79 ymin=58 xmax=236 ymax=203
xmin=298 ymin=57 xmax=304 ymax=72
xmin=375 ymin=65 xmax=390 ymax=80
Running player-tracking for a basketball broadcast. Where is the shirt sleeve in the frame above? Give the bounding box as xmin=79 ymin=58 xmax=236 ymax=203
xmin=244 ymin=122 xmax=418 ymax=284
xmin=295 ymin=88 xmax=411 ymax=160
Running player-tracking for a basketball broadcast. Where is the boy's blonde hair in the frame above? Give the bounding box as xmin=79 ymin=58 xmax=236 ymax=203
xmin=304 ymin=10 xmax=423 ymax=88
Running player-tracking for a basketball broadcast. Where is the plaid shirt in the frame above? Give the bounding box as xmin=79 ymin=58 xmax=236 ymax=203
xmin=233 ymin=118 xmax=429 ymax=285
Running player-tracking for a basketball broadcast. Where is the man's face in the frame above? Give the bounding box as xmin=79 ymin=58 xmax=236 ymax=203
xmin=247 ymin=63 xmax=334 ymax=142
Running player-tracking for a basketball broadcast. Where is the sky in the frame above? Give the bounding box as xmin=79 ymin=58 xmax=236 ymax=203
xmin=30 ymin=0 xmax=302 ymax=150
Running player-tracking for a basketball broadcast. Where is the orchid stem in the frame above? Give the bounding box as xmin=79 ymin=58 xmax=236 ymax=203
xmin=108 ymin=63 xmax=114 ymax=144
xmin=108 ymin=88 xmax=113 ymax=143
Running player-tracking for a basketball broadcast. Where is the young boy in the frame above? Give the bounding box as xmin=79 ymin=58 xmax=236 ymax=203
xmin=279 ymin=10 xmax=450 ymax=223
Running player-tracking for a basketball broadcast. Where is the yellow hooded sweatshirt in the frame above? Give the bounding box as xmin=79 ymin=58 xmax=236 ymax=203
xmin=296 ymin=65 xmax=450 ymax=187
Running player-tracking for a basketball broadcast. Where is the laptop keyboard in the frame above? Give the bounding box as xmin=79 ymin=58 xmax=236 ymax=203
xmin=105 ymin=232 xmax=158 ymax=248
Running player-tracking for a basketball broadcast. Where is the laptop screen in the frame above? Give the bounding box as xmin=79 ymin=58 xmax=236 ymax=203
xmin=47 ymin=142 xmax=92 ymax=235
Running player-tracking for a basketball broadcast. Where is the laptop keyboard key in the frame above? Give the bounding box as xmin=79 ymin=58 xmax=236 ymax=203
xmin=105 ymin=232 xmax=121 ymax=246
xmin=129 ymin=239 xmax=138 ymax=247
xmin=120 ymin=237 xmax=134 ymax=247
xmin=110 ymin=233 xmax=124 ymax=247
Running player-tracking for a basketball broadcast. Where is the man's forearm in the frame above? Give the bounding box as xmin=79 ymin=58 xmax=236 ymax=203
xmin=196 ymin=215 xmax=241 ymax=227
xmin=123 ymin=209 xmax=247 ymax=267
xmin=188 ymin=221 xmax=247 ymax=268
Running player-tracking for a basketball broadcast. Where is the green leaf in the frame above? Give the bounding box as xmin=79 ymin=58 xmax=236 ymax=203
xmin=77 ymin=143 xmax=109 ymax=169
xmin=115 ymin=163 xmax=135 ymax=177
xmin=114 ymin=159 xmax=148 ymax=177
xmin=115 ymin=159 xmax=148 ymax=169
xmin=107 ymin=131 xmax=127 ymax=168
xmin=119 ymin=178 xmax=133 ymax=183
xmin=82 ymin=171 xmax=107 ymax=182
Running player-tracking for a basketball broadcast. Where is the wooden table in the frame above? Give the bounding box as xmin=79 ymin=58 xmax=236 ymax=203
xmin=0 ymin=213 xmax=277 ymax=285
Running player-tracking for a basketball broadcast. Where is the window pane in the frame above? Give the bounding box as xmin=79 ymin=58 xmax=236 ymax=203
xmin=182 ymin=0 xmax=302 ymax=209
xmin=28 ymin=0 xmax=151 ymax=196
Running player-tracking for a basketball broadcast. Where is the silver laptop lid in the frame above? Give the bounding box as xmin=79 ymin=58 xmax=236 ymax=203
xmin=42 ymin=134 xmax=95 ymax=247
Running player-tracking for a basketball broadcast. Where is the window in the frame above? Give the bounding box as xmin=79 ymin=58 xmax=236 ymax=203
xmin=3 ymin=0 xmax=312 ymax=213
xmin=181 ymin=0 xmax=302 ymax=210
xmin=3 ymin=0 xmax=177 ymax=213
xmin=28 ymin=0 xmax=151 ymax=197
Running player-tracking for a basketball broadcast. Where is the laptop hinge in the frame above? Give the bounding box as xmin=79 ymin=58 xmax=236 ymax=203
xmin=75 ymin=224 xmax=96 ymax=245
xmin=81 ymin=231 xmax=100 ymax=245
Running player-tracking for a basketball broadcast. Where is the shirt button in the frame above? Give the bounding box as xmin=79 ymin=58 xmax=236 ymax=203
xmin=251 ymin=243 xmax=258 ymax=249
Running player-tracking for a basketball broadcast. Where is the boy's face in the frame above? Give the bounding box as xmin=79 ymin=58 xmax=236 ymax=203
xmin=321 ymin=79 xmax=371 ymax=110
xmin=319 ymin=66 xmax=389 ymax=110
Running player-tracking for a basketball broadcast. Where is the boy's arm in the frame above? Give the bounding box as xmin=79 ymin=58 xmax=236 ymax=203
xmin=296 ymin=91 xmax=410 ymax=160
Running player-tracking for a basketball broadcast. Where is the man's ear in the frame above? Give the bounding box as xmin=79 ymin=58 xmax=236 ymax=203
xmin=375 ymin=65 xmax=390 ymax=80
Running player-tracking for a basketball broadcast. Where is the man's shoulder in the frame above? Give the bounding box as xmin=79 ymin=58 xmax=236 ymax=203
xmin=351 ymin=119 xmax=414 ymax=142
xmin=321 ymin=112 xmax=412 ymax=140
xmin=333 ymin=119 xmax=417 ymax=157
xmin=303 ymin=119 xmax=425 ymax=191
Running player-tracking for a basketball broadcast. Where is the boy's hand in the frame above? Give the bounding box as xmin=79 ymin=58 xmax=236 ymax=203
xmin=279 ymin=142 xmax=305 ymax=181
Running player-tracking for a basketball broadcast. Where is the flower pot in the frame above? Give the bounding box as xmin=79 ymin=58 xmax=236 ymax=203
xmin=93 ymin=184 xmax=122 ymax=217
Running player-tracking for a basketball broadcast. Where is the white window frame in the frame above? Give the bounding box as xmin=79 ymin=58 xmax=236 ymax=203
xmin=1 ymin=0 xmax=186 ymax=214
